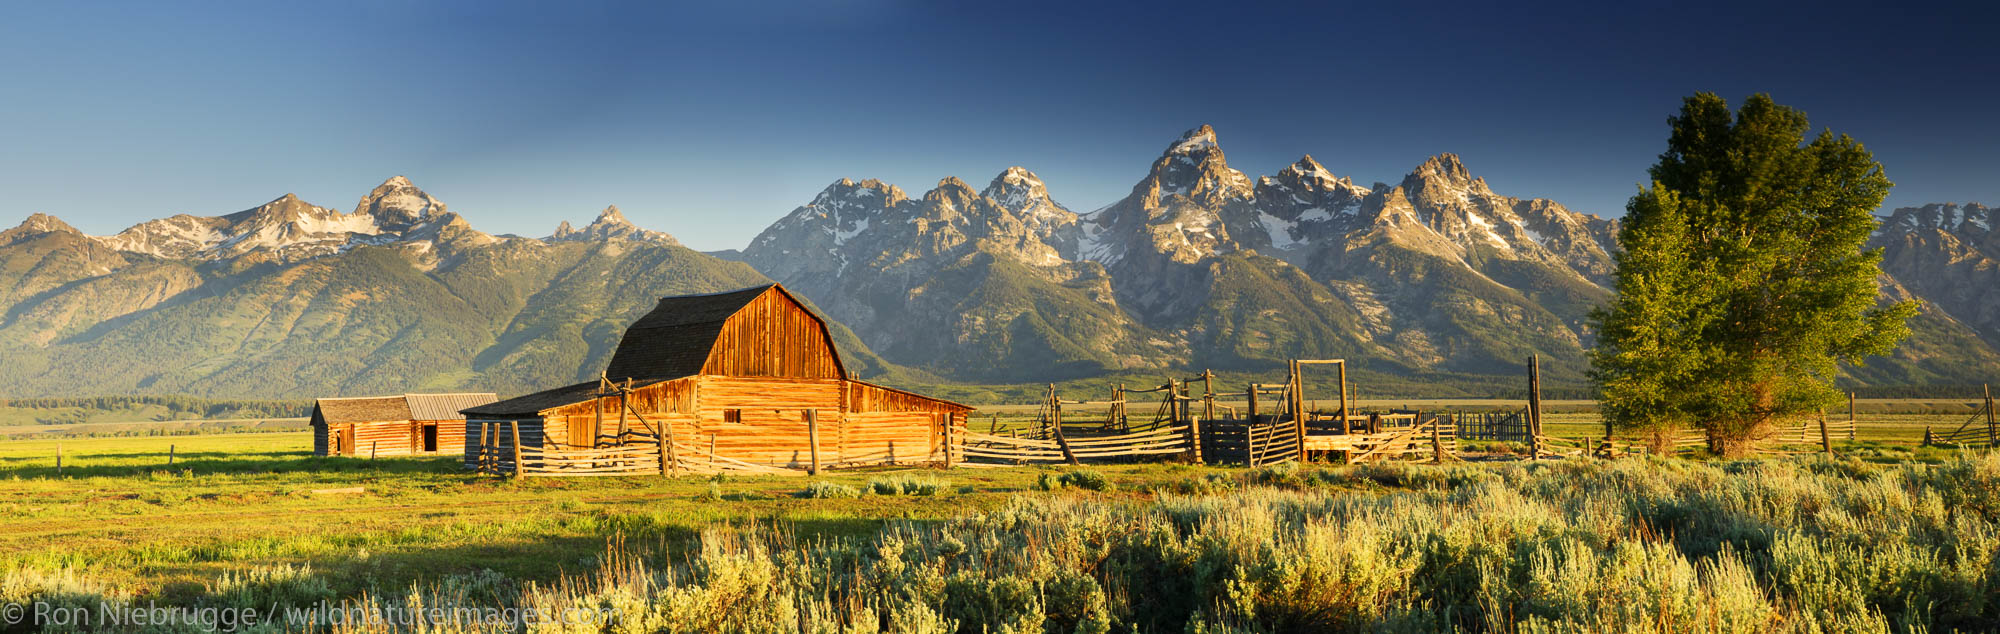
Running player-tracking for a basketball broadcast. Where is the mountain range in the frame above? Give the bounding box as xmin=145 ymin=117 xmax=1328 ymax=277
xmin=2 ymin=126 xmax=1995 ymax=399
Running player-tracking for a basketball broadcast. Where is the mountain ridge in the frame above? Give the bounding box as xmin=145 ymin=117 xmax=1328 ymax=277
xmin=4 ymin=129 xmax=1997 ymax=399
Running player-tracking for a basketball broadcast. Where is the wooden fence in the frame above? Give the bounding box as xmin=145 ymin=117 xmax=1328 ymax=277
xmin=1922 ymin=386 xmax=1996 ymax=450
xmin=959 ymin=424 xmax=1196 ymax=467
xmin=1457 ymin=409 xmax=1531 ymax=442
xmin=470 ymin=425 xmax=806 ymax=477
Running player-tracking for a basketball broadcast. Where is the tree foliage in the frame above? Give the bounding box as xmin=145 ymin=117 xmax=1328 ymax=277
xmin=1591 ymin=93 xmax=1917 ymax=454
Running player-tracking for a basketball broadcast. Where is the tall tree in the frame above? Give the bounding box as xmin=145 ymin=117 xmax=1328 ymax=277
xmin=1591 ymin=93 xmax=1916 ymax=456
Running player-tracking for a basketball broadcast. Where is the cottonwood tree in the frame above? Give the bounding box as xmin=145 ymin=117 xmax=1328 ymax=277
xmin=1591 ymin=93 xmax=1915 ymax=456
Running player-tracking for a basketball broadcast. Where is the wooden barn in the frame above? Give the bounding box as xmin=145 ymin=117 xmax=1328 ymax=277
xmin=462 ymin=284 xmax=972 ymax=474
xmin=310 ymin=393 xmax=498 ymax=457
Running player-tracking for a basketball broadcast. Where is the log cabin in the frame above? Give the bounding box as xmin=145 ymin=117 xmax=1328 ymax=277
xmin=310 ymin=393 xmax=499 ymax=457
xmin=461 ymin=284 xmax=971 ymax=471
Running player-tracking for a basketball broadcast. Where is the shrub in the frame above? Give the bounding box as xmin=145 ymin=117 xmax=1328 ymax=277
xmin=1038 ymin=468 xmax=1113 ymax=492
xmin=798 ymin=481 xmax=861 ymax=499
xmin=867 ymin=474 xmax=948 ymax=496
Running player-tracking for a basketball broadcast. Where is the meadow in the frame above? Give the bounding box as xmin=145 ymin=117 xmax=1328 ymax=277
xmin=0 ymin=412 xmax=1994 ymax=632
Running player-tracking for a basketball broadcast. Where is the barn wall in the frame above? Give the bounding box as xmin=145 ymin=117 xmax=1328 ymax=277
xmin=847 ymin=382 xmax=971 ymax=413
xmin=412 ymin=419 xmax=468 ymax=454
xmin=313 ymin=424 xmax=329 ymax=456
xmin=702 ymin=290 xmax=843 ymax=379
xmin=542 ymin=378 xmax=699 ymax=448
xmin=464 ymin=418 xmax=549 ymax=467
xmin=841 ymin=412 xmax=938 ymax=465
xmin=691 ymin=376 xmax=841 ymax=467
xmin=351 ymin=420 xmax=415 ymax=457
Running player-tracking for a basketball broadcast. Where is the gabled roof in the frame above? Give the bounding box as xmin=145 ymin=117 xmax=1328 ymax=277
xmin=601 ymin=284 xmax=845 ymax=382
xmin=406 ymin=393 xmax=499 ymax=420
xmin=315 ymin=393 xmax=499 ymax=424
xmin=461 ymin=379 xmax=670 ymax=418
xmin=314 ymin=396 xmax=412 ymax=424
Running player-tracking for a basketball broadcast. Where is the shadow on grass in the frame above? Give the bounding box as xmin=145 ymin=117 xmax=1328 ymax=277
xmin=1 ymin=454 xmax=466 ymax=479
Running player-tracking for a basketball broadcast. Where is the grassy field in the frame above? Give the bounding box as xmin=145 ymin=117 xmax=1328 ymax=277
xmin=2 ymin=413 xmax=1996 ymax=632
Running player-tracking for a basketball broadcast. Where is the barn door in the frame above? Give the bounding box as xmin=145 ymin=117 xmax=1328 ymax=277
xmin=423 ymin=424 xmax=439 ymax=452
xmin=338 ymin=426 xmax=355 ymax=456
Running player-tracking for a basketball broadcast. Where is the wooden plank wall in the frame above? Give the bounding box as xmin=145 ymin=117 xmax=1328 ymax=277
xmin=349 ymin=421 xmax=416 ymax=457
xmin=476 ymin=377 xmax=966 ymax=471
xmin=697 ymin=376 xmax=841 ymax=467
xmin=313 ymin=425 xmax=329 ymax=456
xmin=702 ymin=291 xmax=843 ymax=379
xmin=411 ymin=420 xmax=468 ymax=454
xmin=464 ymin=418 xmax=550 ymax=462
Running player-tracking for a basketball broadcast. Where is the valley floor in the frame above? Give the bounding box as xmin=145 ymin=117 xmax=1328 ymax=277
xmin=0 ymin=420 xmax=1994 ymax=632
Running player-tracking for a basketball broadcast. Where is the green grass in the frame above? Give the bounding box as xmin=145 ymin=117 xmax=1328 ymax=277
xmin=4 ymin=429 xmax=1997 ymax=632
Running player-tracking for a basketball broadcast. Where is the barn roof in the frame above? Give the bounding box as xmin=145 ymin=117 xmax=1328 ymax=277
xmin=461 ymin=379 xmax=670 ymax=418
xmin=313 ymin=396 xmax=412 ymax=424
xmin=602 ymin=284 xmax=845 ymax=382
xmin=406 ymin=393 xmax=499 ymax=420
xmin=314 ymin=393 xmax=500 ymax=424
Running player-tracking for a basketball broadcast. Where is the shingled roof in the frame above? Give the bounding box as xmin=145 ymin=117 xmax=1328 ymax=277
xmin=602 ymin=284 xmax=838 ymax=381
xmin=313 ymin=396 xmax=412 ymax=424
xmin=461 ymin=379 xmax=670 ymax=417
xmin=313 ymin=393 xmax=500 ymax=424
xmin=466 ymin=284 xmax=848 ymax=418
xmin=406 ymin=393 xmax=499 ymax=420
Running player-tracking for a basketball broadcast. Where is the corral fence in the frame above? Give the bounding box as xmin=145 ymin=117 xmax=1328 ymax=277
xmin=1923 ymin=385 xmax=1997 ymax=449
xmin=470 ymin=411 xmax=810 ymax=478
xmin=1457 ymin=408 xmax=1532 ymax=442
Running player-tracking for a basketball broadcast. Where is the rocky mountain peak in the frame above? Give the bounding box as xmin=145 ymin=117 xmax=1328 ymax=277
xmin=813 ymin=178 xmax=908 ymax=208
xmin=1168 ymin=125 xmax=1219 ymax=155
xmin=1883 ymin=202 xmax=1995 ymax=236
xmin=594 ymin=205 xmax=630 ymax=226
xmin=12 ymin=213 xmax=80 ymax=235
xmin=983 ymin=167 xmax=1079 ymax=244
xmin=984 ymin=167 xmax=1052 ymax=210
xmin=353 ymin=176 xmax=447 ymax=227
xmin=923 ymin=177 xmax=984 ymax=213
xmin=548 ymin=205 xmax=679 ymax=245
xmin=1137 ymin=124 xmax=1252 ymax=206
xmin=1407 ymin=153 xmax=1487 ymax=192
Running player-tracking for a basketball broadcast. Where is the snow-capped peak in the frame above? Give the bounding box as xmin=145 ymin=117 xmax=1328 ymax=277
xmin=983 ymin=166 xmax=1072 ymax=221
xmin=353 ymin=176 xmax=447 ymax=228
xmin=547 ymin=205 xmax=680 ymax=245
xmin=594 ymin=205 xmax=631 ymax=227
xmin=1169 ymin=125 xmax=1220 ymax=155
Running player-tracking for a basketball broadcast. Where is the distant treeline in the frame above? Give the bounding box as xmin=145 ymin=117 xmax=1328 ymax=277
xmin=1845 ymin=385 xmax=1996 ymax=399
xmin=0 ymin=395 xmax=311 ymax=420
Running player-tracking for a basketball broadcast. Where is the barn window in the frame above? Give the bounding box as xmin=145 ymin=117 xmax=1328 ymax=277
xmin=724 ymin=409 xmax=742 ymax=423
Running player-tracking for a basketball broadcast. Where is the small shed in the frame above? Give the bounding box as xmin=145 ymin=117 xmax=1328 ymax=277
xmin=463 ymin=284 xmax=972 ymax=472
xmin=311 ymin=393 xmax=498 ymax=457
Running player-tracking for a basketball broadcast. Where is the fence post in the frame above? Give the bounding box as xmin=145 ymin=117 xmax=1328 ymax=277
xmin=370 ymin=441 xmax=378 ymax=460
xmin=1818 ymin=409 xmax=1833 ymax=457
xmin=943 ymin=412 xmax=957 ymax=468
xmin=807 ymin=409 xmax=822 ymax=475
xmin=1986 ymin=384 xmax=1996 ymax=447
xmin=56 ymin=442 xmax=62 ymax=475
xmin=657 ymin=433 xmax=670 ymax=476
xmin=1431 ymin=422 xmax=1443 ymax=463
xmin=1923 ymin=426 xmax=1933 ymax=447
xmin=1052 ymin=396 xmax=1077 ymax=465
xmin=167 ymin=444 xmax=175 ymax=468
xmin=1187 ymin=410 xmax=1205 ymax=465
xmin=1336 ymin=361 xmax=1349 ymax=434
xmin=509 ymin=421 xmax=523 ymax=478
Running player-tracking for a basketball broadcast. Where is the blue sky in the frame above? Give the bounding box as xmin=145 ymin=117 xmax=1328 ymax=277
xmin=2 ymin=0 xmax=1994 ymax=250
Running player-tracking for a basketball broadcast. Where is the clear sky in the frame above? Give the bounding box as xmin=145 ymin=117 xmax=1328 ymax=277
xmin=2 ymin=0 xmax=1995 ymax=250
